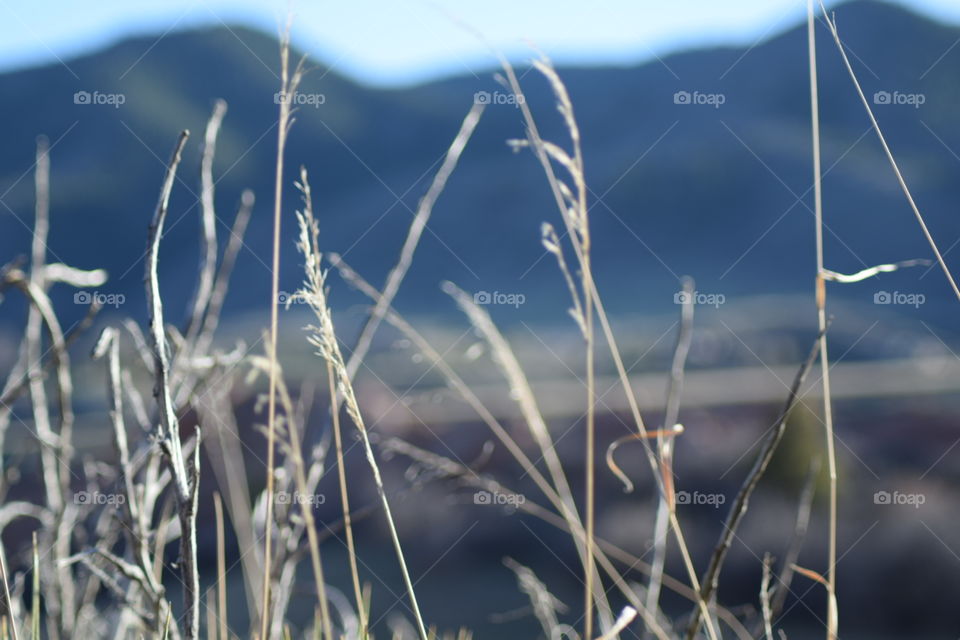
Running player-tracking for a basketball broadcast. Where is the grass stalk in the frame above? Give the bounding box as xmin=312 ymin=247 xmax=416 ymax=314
xmin=262 ymin=23 xmax=304 ymax=639
xmin=214 ymin=493 xmax=228 ymax=640
xmin=808 ymin=5 xmax=838 ymax=638
xmin=296 ymin=182 xmax=428 ymax=640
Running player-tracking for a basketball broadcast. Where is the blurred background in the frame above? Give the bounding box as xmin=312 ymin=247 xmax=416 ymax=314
xmin=2 ymin=0 xmax=960 ymax=637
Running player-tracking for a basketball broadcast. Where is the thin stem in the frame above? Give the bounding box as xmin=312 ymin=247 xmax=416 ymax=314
xmin=214 ymin=493 xmax=228 ymax=640
xmin=809 ymin=5 xmax=838 ymax=638
xmin=144 ymin=130 xmax=200 ymax=639
xmin=647 ymin=276 xmax=694 ymax=619
xmin=819 ymin=1 xmax=960 ymax=303
xmin=328 ymin=363 xmax=366 ymax=637
xmin=684 ymin=327 xmax=826 ymax=640
xmin=263 ymin=23 xmax=303 ymax=639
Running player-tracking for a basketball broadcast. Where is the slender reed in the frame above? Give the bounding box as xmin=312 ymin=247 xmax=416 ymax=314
xmin=214 ymin=493 xmax=228 ymax=640
xmin=262 ymin=23 xmax=305 ymax=639
xmin=296 ymin=184 xmax=428 ymax=640
xmin=647 ymin=276 xmax=694 ymax=620
xmin=818 ymin=1 xmax=960 ymax=302
xmin=808 ymin=4 xmax=838 ymax=638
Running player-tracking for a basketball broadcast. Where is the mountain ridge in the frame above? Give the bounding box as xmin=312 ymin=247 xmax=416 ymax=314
xmin=1 ymin=0 xmax=959 ymax=339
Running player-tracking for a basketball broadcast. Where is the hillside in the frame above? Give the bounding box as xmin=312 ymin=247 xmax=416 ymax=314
xmin=1 ymin=0 xmax=959 ymax=335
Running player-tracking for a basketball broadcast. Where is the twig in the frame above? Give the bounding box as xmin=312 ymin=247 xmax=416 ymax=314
xmin=760 ymin=554 xmax=775 ymax=640
xmin=144 ymin=130 xmax=201 ymax=640
xmin=194 ymin=190 xmax=255 ymax=358
xmin=186 ymin=99 xmax=227 ymax=345
xmin=684 ymin=326 xmax=827 ymax=639
xmin=769 ymin=458 xmax=820 ymax=621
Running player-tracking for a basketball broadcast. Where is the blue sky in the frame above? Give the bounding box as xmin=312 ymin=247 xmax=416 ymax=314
xmin=0 ymin=0 xmax=957 ymax=86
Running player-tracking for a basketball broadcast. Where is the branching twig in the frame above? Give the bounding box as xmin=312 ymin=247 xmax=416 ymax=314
xmin=144 ymin=130 xmax=201 ymax=640
xmin=684 ymin=326 xmax=827 ymax=639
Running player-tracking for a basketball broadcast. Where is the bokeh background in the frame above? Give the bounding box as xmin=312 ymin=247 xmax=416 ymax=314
xmin=2 ymin=1 xmax=960 ymax=637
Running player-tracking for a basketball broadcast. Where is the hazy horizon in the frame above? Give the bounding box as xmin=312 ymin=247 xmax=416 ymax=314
xmin=1 ymin=0 xmax=958 ymax=86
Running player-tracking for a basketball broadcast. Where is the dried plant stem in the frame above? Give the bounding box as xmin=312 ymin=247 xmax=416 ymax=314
xmin=760 ymin=554 xmax=775 ymax=640
xmin=186 ymin=99 xmax=227 ymax=344
xmin=0 ymin=541 xmax=18 ymax=640
xmin=382 ymin=437 xmax=742 ymax=640
xmin=443 ymin=282 xmax=612 ymax=626
xmin=345 ymin=102 xmax=484 ymax=380
xmin=583 ymin=247 xmax=597 ymax=640
xmin=214 ymin=493 xmax=228 ymax=640
xmin=26 ymin=136 xmax=76 ymax=633
xmin=194 ymin=190 xmax=255 ymax=358
xmin=500 ymin=55 xmax=711 ymax=638
xmin=145 ymin=130 xmax=201 ymax=640
xmin=262 ymin=335 xmax=333 ymax=640
xmin=262 ymin=24 xmax=304 ymax=640
xmin=297 ymin=183 xmax=427 ymax=640
xmin=647 ymin=276 xmax=694 ymax=619
xmin=92 ymin=328 xmax=164 ymax=626
xmin=809 ymin=6 xmax=838 ymax=638
xmin=818 ymin=1 xmax=960 ymax=302
xmin=684 ymin=327 xmax=826 ymax=640
xmin=769 ymin=458 xmax=820 ymax=621
xmin=328 ymin=361 xmax=366 ymax=637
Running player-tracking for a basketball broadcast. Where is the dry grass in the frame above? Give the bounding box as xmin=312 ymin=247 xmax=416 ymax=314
xmin=0 ymin=7 xmax=952 ymax=640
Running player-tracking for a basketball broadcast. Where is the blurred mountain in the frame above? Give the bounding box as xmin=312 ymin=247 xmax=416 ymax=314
xmin=2 ymin=0 xmax=960 ymax=335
